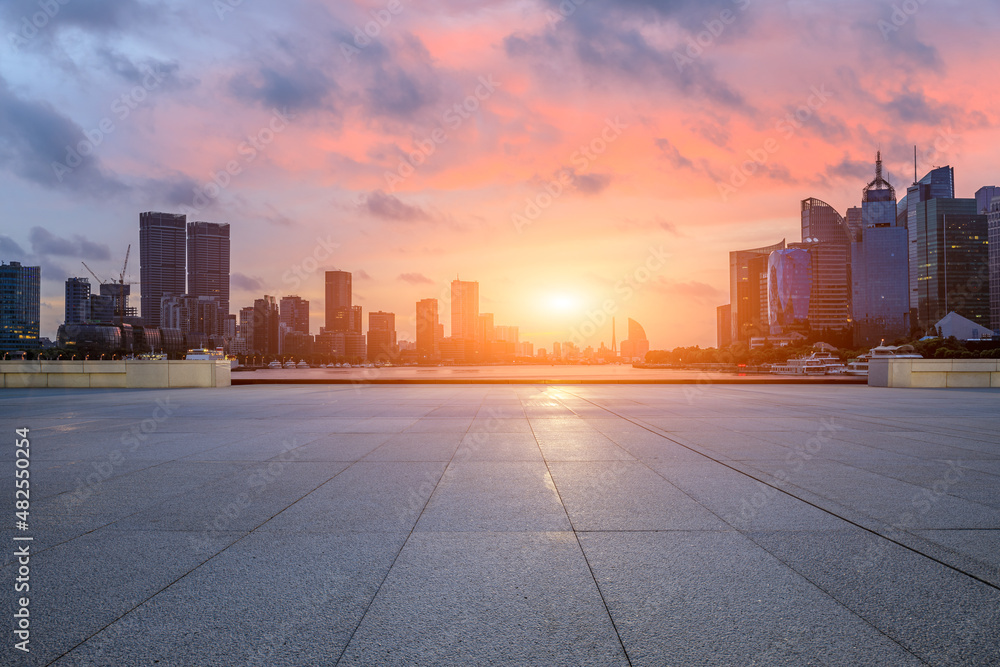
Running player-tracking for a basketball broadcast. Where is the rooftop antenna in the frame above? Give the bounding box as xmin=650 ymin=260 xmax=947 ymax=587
xmin=913 ymin=145 xmax=917 ymax=184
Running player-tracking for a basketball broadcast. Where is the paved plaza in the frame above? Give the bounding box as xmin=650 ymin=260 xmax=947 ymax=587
xmin=2 ymin=383 xmax=999 ymax=665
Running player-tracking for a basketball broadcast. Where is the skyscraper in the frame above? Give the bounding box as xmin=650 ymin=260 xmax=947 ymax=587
xmin=912 ymin=197 xmax=989 ymax=330
xmin=904 ymin=166 xmax=954 ymax=312
xmin=798 ymin=198 xmax=853 ymax=337
xmin=65 ymin=277 xmax=91 ymax=325
xmin=416 ymin=298 xmax=440 ymax=361
xmin=0 ymin=261 xmax=40 ymax=351
xmin=850 ymin=153 xmax=909 ymax=345
xmin=729 ymin=240 xmax=785 ymax=343
xmin=619 ymin=318 xmax=649 ymax=361
xmin=252 ymin=296 xmax=279 ymax=354
xmin=187 ymin=221 xmax=231 ymax=324
xmin=367 ymin=311 xmax=396 ymax=361
xmin=450 ymin=279 xmax=479 ymax=351
xmin=140 ymin=212 xmax=186 ymax=328
xmin=990 ymin=197 xmax=1000 ymax=332
xmin=325 ymin=271 xmax=353 ymax=332
xmin=279 ymin=296 xmax=310 ymax=334
xmin=767 ymin=248 xmax=812 ymax=335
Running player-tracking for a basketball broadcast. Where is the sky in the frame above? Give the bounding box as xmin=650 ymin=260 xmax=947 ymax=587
xmin=1 ymin=0 xmax=998 ymax=351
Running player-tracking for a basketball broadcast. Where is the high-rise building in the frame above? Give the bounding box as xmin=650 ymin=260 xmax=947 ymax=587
xmin=450 ymin=279 xmax=479 ymax=342
xmin=325 ymin=271 xmax=353 ymax=332
xmin=850 ymin=153 xmax=910 ymax=345
xmin=904 ymin=166 xmax=954 ymax=313
xmin=161 ymin=295 xmax=222 ymax=336
xmin=798 ymin=198 xmax=853 ymax=337
xmin=975 ymin=186 xmax=999 ymax=215
xmin=99 ymin=283 xmax=133 ymax=319
xmin=729 ymin=240 xmax=785 ymax=343
xmin=716 ymin=304 xmax=732 ymax=349
xmin=279 ymin=296 xmax=310 ymax=334
xmin=477 ymin=313 xmax=495 ymax=350
xmin=912 ymin=197 xmax=989 ymax=330
xmin=990 ymin=198 xmax=1000 ymax=332
xmin=416 ymin=298 xmax=440 ymax=361
xmin=367 ymin=311 xmax=396 ymax=361
xmin=252 ymin=296 xmax=279 ymax=354
xmin=767 ymin=248 xmax=812 ymax=335
xmin=65 ymin=277 xmax=91 ymax=325
xmin=187 ymin=221 xmax=230 ymax=325
xmin=139 ymin=212 xmax=186 ymax=328
xmin=619 ymin=318 xmax=649 ymax=361
xmin=0 ymin=261 xmax=40 ymax=351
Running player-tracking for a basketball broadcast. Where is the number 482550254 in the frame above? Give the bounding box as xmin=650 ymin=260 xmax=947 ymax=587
xmin=15 ymin=428 xmax=30 ymax=524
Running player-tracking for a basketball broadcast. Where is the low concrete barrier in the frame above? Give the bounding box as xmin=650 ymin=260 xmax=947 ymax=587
xmin=0 ymin=360 xmax=231 ymax=389
xmin=869 ymin=359 xmax=1000 ymax=388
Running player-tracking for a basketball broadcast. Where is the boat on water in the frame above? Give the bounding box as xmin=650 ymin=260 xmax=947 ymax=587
xmin=846 ymin=344 xmax=922 ymax=376
xmin=771 ymin=351 xmax=846 ymax=376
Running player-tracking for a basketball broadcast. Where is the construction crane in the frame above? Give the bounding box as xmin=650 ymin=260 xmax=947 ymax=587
xmin=80 ymin=244 xmax=134 ymax=326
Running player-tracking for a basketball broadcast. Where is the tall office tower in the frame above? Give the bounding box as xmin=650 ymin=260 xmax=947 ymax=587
xmin=351 ymin=305 xmax=363 ymax=334
xmin=65 ymin=277 xmax=91 ymax=325
xmin=324 ymin=271 xmax=353 ymax=332
xmin=904 ymin=166 xmax=955 ymax=312
xmin=0 ymin=261 xmax=40 ymax=351
xmin=140 ymin=212 xmax=186 ymax=328
xmin=450 ymin=279 xmax=479 ymax=344
xmin=619 ymin=318 xmax=649 ymax=361
xmin=850 ymin=153 xmax=909 ymax=345
xmin=187 ymin=221 xmax=231 ymax=326
xmin=161 ymin=295 xmax=221 ymax=336
xmin=912 ymin=197 xmax=989 ymax=330
xmin=494 ymin=325 xmax=518 ymax=343
xmin=252 ymin=296 xmax=279 ymax=354
xmin=767 ymin=248 xmax=812 ymax=335
xmin=279 ymin=296 xmax=310 ymax=334
xmin=729 ymin=240 xmax=785 ymax=343
xmin=799 ymin=198 xmax=853 ymax=337
xmin=367 ymin=311 xmax=396 ymax=361
xmin=416 ymin=298 xmax=440 ymax=360
xmin=716 ymin=304 xmax=732 ymax=348
xmin=990 ymin=198 xmax=1000 ymax=332
xmin=477 ymin=313 xmax=495 ymax=348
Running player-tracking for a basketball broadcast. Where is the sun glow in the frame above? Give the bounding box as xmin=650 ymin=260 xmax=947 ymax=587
xmin=546 ymin=293 xmax=582 ymax=314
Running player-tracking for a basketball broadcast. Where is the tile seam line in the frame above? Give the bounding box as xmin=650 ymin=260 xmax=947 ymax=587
xmin=527 ymin=389 xmax=634 ymax=667
xmin=332 ymin=390 xmax=486 ymax=665
xmin=557 ymin=387 xmax=1000 ymax=595
xmin=45 ymin=418 xmax=370 ymax=665
xmin=546 ymin=390 xmax=929 ymax=666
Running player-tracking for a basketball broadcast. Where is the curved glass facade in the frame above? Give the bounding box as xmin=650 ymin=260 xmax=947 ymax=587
xmin=768 ymin=249 xmax=812 ymax=334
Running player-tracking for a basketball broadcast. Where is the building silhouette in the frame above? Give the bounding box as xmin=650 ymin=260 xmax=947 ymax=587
xmin=252 ymin=296 xmax=279 ymax=354
xmin=451 ymin=279 xmax=479 ymax=360
xmin=416 ymin=298 xmax=440 ymax=361
xmin=139 ymin=212 xmax=186 ymax=328
xmin=367 ymin=311 xmax=396 ymax=361
xmin=325 ymin=271 xmax=354 ymax=332
xmin=0 ymin=261 xmax=40 ymax=352
xmin=187 ymin=221 xmax=230 ymax=328
xmin=902 ymin=166 xmax=954 ymax=313
xmin=620 ymin=318 xmax=649 ymax=361
xmin=990 ymin=197 xmax=1000 ymax=331
xmin=280 ymin=296 xmax=310 ymax=334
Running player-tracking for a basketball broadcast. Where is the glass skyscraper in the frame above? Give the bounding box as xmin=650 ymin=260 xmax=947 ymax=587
xmin=729 ymin=240 xmax=785 ymax=343
xmin=800 ymin=198 xmax=852 ymax=336
xmin=767 ymin=248 xmax=812 ymax=335
xmin=912 ymin=197 xmax=989 ymax=330
xmin=851 ymin=153 xmax=910 ymax=345
xmin=904 ymin=166 xmax=954 ymax=313
xmin=0 ymin=261 xmax=40 ymax=351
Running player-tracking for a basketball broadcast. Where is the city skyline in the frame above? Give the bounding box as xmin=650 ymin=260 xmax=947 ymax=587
xmin=3 ymin=1 xmax=1000 ymax=350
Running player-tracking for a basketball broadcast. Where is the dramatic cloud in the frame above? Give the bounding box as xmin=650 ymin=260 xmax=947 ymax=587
xmin=29 ymin=227 xmax=111 ymax=260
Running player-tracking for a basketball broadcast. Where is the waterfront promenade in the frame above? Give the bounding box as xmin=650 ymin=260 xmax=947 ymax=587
xmin=1 ymin=383 xmax=997 ymax=665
